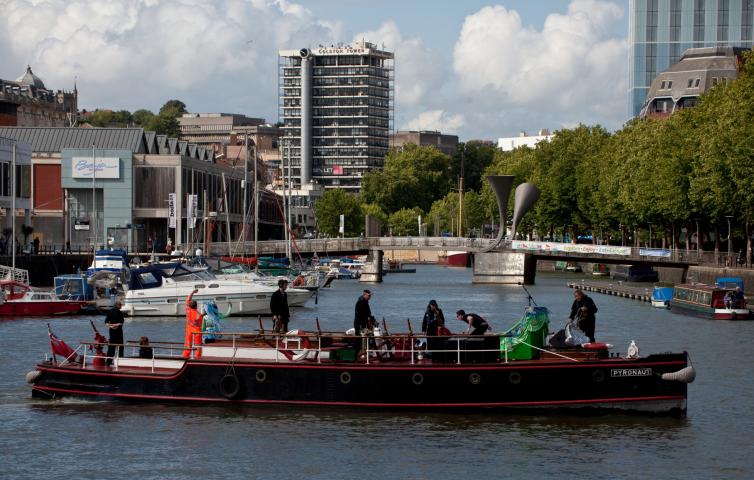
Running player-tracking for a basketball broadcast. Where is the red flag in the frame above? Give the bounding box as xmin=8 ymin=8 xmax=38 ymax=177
xmin=48 ymin=325 xmax=75 ymax=360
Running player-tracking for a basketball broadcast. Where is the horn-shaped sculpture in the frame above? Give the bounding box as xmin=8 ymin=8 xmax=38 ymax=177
xmin=511 ymin=183 xmax=541 ymax=240
xmin=481 ymin=175 xmax=514 ymax=252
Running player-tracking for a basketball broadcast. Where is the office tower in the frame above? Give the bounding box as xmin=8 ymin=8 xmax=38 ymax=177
xmin=278 ymin=41 xmax=394 ymax=191
xmin=628 ymin=0 xmax=754 ymax=117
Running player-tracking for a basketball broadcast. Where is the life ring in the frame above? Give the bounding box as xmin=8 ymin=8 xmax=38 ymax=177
xmin=509 ymin=372 xmax=522 ymax=385
xmin=219 ymin=373 xmax=242 ymax=399
xmin=412 ymin=372 xmax=424 ymax=385
xmin=292 ymin=275 xmax=305 ymax=287
xmin=592 ymin=369 xmax=605 ymax=383
xmin=255 ymin=369 xmax=267 ymax=383
xmin=340 ymin=371 xmax=352 ymax=384
xmin=469 ymin=373 xmax=481 ymax=385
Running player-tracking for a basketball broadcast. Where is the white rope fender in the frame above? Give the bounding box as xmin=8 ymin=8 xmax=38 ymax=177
xmin=661 ymin=366 xmax=696 ymax=383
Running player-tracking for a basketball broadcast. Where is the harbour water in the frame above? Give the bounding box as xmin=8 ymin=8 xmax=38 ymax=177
xmin=1 ymin=265 xmax=753 ymax=479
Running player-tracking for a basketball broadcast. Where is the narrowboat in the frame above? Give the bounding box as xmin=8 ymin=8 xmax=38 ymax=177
xmin=438 ymin=251 xmax=470 ymax=267
xmin=555 ymin=261 xmax=582 ymax=273
xmin=669 ymin=283 xmax=751 ymax=320
xmin=651 ymin=287 xmax=674 ymax=308
xmin=592 ymin=263 xmax=610 ymax=276
xmin=27 ymin=306 xmax=695 ymax=415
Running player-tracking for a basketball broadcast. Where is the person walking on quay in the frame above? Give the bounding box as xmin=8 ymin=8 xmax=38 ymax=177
xmin=104 ymin=300 xmax=125 ymax=365
xmin=569 ymin=288 xmax=598 ymax=343
xmin=270 ymin=279 xmax=290 ymax=333
xmin=422 ymin=299 xmax=445 ymax=356
xmin=455 ymin=310 xmax=489 ymax=335
xmin=183 ymin=288 xmax=204 ymax=358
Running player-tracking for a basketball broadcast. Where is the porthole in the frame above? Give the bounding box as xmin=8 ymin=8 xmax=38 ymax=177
xmin=592 ymin=370 xmax=605 ymax=383
xmin=255 ymin=369 xmax=267 ymax=382
xmin=469 ymin=373 xmax=481 ymax=385
xmin=340 ymin=371 xmax=352 ymax=384
xmin=509 ymin=372 xmax=522 ymax=385
xmin=412 ymin=372 xmax=424 ymax=385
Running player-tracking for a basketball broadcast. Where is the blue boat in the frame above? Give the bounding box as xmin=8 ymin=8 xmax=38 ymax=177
xmin=651 ymin=287 xmax=674 ymax=308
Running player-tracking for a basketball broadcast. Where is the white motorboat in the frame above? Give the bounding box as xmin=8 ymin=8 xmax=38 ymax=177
xmin=122 ymin=263 xmax=311 ymax=316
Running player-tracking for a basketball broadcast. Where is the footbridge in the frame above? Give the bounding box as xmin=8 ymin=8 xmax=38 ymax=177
xmin=182 ymin=237 xmax=701 ymax=284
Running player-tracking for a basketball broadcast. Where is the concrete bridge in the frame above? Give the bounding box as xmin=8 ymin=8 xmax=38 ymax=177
xmin=181 ymin=237 xmax=704 ymax=284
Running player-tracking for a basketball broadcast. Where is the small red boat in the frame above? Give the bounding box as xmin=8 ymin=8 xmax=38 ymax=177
xmin=0 ymin=279 xmax=85 ymax=316
xmin=438 ymin=251 xmax=470 ymax=267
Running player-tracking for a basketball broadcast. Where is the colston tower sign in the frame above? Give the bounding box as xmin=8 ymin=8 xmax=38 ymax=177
xmin=313 ymin=47 xmax=368 ymax=55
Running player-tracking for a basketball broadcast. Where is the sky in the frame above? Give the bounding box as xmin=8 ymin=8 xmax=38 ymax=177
xmin=0 ymin=0 xmax=630 ymax=141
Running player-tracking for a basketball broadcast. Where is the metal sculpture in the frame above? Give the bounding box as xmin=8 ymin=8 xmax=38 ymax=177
xmin=481 ymin=175 xmax=514 ymax=252
xmin=511 ymin=183 xmax=541 ymax=240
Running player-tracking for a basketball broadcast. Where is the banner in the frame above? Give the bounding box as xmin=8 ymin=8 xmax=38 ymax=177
xmin=168 ymin=193 xmax=176 ymax=229
xmin=339 ymin=214 xmax=344 ymax=235
xmin=639 ymin=248 xmax=671 ymax=257
xmin=187 ymin=194 xmax=198 ymax=228
xmin=511 ymin=240 xmax=632 ymax=256
xmin=72 ymin=157 xmax=120 ymax=179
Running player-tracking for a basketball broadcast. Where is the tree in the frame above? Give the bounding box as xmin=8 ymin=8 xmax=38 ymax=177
xmin=159 ymin=99 xmax=187 ymax=117
xmin=83 ymin=109 xmax=132 ymax=127
xmin=314 ymin=189 xmax=364 ymax=237
xmin=132 ymin=109 xmax=155 ymax=127
xmin=388 ymin=207 xmax=423 ymax=236
xmin=449 ymin=141 xmax=497 ymax=193
xmin=361 ymin=144 xmax=451 ymax=213
xmin=146 ymin=113 xmax=181 ymax=137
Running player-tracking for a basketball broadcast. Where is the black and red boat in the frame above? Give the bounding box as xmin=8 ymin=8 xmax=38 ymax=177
xmin=27 ymin=307 xmax=695 ymax=415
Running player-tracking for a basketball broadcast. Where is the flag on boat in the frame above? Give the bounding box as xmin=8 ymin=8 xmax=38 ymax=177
xmin=48 ymin=324 xmax=75 ymax=360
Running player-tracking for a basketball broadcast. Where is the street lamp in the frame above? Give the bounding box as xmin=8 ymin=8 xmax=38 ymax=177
xmin=693 ymin=218 xmax=700 ymax=259
xmin=725 ymin=215 xmax=733 ymax=259
xmin=648 ymin=222 xmax=653 ymax=249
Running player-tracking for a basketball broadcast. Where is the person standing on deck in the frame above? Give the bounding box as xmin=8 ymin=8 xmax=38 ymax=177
xmin=455 ymin=310 xmax=489 ymax=335
xmin=422 ymin=300 xmax=445 ymax=356
xmin=105 ymin=300 xmax=125 ymax=365
xmin=183 ymin=289 xmax=204 ymax=358
xmin=353 ymin=290 xmax=373 ymax=357
xmin=270 ymin=279 xmax=290 ymax=333
xmin=569 ymin=289 xmax=598 ymax=343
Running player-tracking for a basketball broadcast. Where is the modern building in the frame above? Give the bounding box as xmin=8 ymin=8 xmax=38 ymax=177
xmin=0 ymin=136 xmax=32 ymax=252
xmin=278 ymin=41 xmax=394 ymax=192
xmin=497 ymin=130 xmax=554 ymax=151
xmin=0 ymin=66 xmax=78 ymax=127
xmin=640 ymin=46 xmax=744 ymax=118
xmin=390 ymin=130 xmax=459 ymax=156
xmin=629 ymin=0 xmax=754 ymax=118
xmin=0 ymin=127 xmax=283 ymax=252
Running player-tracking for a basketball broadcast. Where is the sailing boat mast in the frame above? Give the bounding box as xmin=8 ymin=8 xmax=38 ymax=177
xmin=11 ymin=143 xmax=15 ymax=272
xmin=458 ymin=147 xmax=464 ymax=238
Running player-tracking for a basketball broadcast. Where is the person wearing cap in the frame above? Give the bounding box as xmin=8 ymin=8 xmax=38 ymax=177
xmin=422 ymin=299 xmax=445 ymax=357
xmin=271 ymin=279 xmax=290 ymax=333
xmin=455 ymin=309 xmax=489 ymax=335
xmin=353 ymin=290 xmax=373 ymax=357
xmin=104 ymin=300 xmax=125 ymax=365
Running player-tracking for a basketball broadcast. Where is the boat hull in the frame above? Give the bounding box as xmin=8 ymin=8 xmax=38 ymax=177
xmin=438 ymin=252 xmax=470 ymax=268
xmin=0 ymin=301 xmax=84 ymax=316
xmin=669 ymin=300 xmax=752 ymax=320
xmin=30 ymin=353 xmax=690 ymax=415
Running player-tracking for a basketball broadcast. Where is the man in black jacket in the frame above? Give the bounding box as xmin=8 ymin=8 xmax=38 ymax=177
xmin=270 ymin=279 xmax=290 ymax=333
xmin=105 ymin=300 xmax=125 ymax=365
xmin=353 ymin=290 xmax=373 ymax=357
xmin=569 ymin=289 xmax=598 ymax=342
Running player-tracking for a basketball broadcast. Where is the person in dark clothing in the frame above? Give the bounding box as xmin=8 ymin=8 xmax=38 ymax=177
xmin=569 ymin=289 xmax=598 ymax=342
xmin=33 ymin=236 xmax=40 ymax=254
xmin=353 ymin=290 xmax=373 ymax=357
xmin=422 ymin=300 xmax=445 ymax=356
xmin=733 ymin=286 xmax=746 ymax=308
xmin=456 ymin=309 xmax=489 ymax=335
xmin=270 ymin=279 xmax=290 ymax=333
xmin=105 ymin=300 xmax=125 ymax=365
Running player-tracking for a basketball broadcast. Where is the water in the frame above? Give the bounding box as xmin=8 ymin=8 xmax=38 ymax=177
xmin=1 ymin=265 xmax=753 ymax=479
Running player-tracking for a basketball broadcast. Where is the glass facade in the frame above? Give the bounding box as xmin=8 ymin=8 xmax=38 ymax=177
xmin=629 ymin=0 xmax=754 ymax=117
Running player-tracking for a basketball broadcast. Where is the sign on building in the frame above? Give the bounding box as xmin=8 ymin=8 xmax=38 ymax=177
xmin=71 ymin=157 xmax=120 ymax=179
xmin=168 ymin=193 xmax=176 ymax=229
xmin=187 ymin=194 xmax=199 ymax=228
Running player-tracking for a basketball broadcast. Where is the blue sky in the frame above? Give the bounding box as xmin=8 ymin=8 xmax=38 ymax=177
xmin=0 ymin=0 xmax=631 ymax=141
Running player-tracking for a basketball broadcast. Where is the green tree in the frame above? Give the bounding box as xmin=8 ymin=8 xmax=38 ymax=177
xmin=146 ymin=113 xmax=181 ymax=137
xmin=388 ymin=207 xmax=423 ymax=236
xmin=159 ymin=99 xmax=187 ymax=117
xmin=132 ymin=109 xmax=155 ymax=127
xmin=361 ymin=144 xmax=451 ymax=213
xmin=449 ymin=141 xmax=497 ymax=192
xmin=314 ymin=189 xmax=364 ymax=237
xmin=83 ymin=109 xmax=132 ymax=127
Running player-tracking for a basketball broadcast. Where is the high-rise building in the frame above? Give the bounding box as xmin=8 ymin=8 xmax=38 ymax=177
xmin=278 ymin=41 xmax=394 ymax=192
xmin=628 ymin=0 xmax=754 ymax=117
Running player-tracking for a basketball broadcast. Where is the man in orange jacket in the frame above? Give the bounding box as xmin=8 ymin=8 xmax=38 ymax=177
xmin=183 ymin=288 xmax=204 ymax=358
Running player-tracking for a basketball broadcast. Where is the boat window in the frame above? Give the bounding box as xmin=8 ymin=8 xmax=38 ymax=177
xmin=194 ymin=284 xmax=206 ymax=289
xmin=167 ymin=298 xmax=178 ymax=303
xmin=208 ymin=284 xmax=219 ymax=288
xmin=138 ymin=272 xmax=159 ymax=285
xmin=702 ymin=293 xmax=711 ymax=304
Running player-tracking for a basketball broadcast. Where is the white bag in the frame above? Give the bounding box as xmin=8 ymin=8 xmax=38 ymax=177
xmin=565 ymin=322 xmax=589 ymax=346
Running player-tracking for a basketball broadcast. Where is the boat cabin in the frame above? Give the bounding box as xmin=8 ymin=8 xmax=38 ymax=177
xmin=611 ymin=264 xmax=658 ymax=282
xmin=670 ymin=283 xmax=751 ymax=320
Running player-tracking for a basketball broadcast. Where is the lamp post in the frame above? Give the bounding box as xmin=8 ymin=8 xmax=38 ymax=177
xmin=725 ymin=215 xmax=733 ymax=260
xmin=619 ymin=223 xmax=623 ymax=246
xmin=632 ymin=224 xmax=637 ymax=248
xmin=648 ymin=222 xmax=653 ymax=249
xmin=694 ymin=218 xmax=700 ymax=259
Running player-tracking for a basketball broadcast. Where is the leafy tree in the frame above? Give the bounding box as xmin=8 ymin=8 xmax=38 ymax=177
xmin=314 ymin=189 xmax=363 ymax=237
xmin=83 ymin=109 xmax=132 ymax=127
xmin=449 ymin=141 xmax=497 ymax=193
xmin=146 ymin=113 xmax=181 ymax=137
xmin=132 ymin=109 xmax=155 ymax=127
xmin=159 ymin=99 xmax=187 ymax=117
xmin=388 ymin=207 xmax=423 ymax=236
xmin=362 ymin=144 xmax=450 ymax=213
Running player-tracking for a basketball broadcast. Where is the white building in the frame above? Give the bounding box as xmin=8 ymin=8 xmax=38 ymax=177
xmin=0 ymin=136 xmax=32 ymax=241
xmin=497 ymin=129 xmax=554 ymax=151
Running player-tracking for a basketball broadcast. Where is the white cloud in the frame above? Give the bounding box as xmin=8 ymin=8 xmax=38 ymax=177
xmin=0 ymin=0 xmax=342 ymax=117
xmin=402 ymin=109 xmax=465 ymax=133
xmin=452 ymin=0 xmax=627 ymax=134
xmin=352 ymin=21 xmax=445 ymax=107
